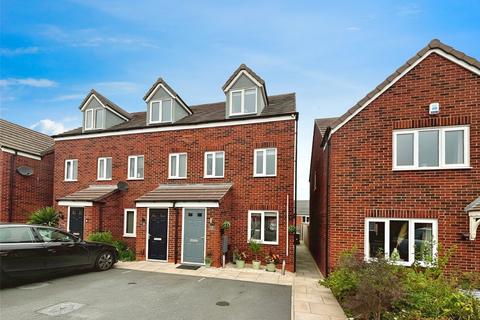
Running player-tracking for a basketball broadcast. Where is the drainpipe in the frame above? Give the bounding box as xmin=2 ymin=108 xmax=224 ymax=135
xmin=325 ymin=139 xmax=331 ymax=276
xmin=293 ymin=113 xmax=299 ymax=272
xmin=8 ymin=151 xmax=17 ymax=222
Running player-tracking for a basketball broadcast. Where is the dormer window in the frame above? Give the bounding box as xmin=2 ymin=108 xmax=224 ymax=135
xmin=230 ymin=88 xmax=257 ymax=116
xmin=85 ymin=109 xmax=105 ymax=130
xmin=150 ymin=99 xmax=173 ymax=123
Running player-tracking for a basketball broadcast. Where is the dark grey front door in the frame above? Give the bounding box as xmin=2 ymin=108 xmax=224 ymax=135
xmin=183 ymin=208 xmax=206 ymax=264
xmin=69 ymin=207 xmax=84 ymax=239
xmin=148 ymin=209 xmax=168 ymax=260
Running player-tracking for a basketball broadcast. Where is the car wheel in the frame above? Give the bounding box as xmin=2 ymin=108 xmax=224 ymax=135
xmin=95 ymin=251 xmax=114 ymax=271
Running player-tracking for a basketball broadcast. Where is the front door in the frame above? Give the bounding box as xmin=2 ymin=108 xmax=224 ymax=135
xmin=148 ymin=209 xmax=168 ymax=260
xmin=183 ymin=208 xmax=206 ymax=264
xmin=69 ymin=207 xmax=84 ymax=239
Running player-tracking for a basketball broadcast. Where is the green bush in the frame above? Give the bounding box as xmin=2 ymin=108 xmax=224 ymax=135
xmin=87 ymin=231 xmax=136 ymax=262
xmin=27 ymin=207 xmax=60 ymax=227
xmin=322 ymin=248 xmax=480 ymax=320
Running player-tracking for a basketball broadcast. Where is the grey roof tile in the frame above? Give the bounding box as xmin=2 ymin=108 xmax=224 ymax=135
xmin=136 ymin=183 xmax=233 ymax=202
xmin=0 ymin=119 xmax=54 ymax=156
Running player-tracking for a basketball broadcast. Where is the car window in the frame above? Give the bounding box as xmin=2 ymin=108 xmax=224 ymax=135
xmin=36 ymin=228 xmax=75 ymax=243
xmin=0 ymin=226 xmax=36 ymax=243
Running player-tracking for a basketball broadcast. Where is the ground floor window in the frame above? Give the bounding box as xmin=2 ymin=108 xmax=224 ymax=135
xmin=248 ymin=211 xmax=278 ymax=244
xmin=124 ymin=209 xmax=137 ymax=237
xmin=365 ymin=218 xmax=437 ymax=266
xmin=302 ymin=216 xmax=310 ymax=224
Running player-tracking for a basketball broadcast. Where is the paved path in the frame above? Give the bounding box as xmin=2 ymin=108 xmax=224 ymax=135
xmin=293 ymin=244 xmax=347 ymax=320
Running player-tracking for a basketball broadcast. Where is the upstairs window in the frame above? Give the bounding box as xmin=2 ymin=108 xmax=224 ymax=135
xmin=204 ymin=151 xmax=224 ymax=178
xmin=150 ymin=99 xmax=172 ymax=123
xmin=230 ymin=88 xmax=257 ymax=116
xmin=128 ymin=155 xmax=144 ymax=180
xmin=97 ymin=157 xmax=112 ymax=180
xmin=65 ymin=159 xmax=78 ymax=181
xmin=169 ymin=153 xmax=187 ymax=179
xmin=85 ymin=109 xmax=105 ymax=130
xmin=254 ymin=148 xmax=277 ymax=177
xmin=393 ymin=126 xmax=469 ymax=170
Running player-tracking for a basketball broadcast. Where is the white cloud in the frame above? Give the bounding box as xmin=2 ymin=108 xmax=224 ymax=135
xmin=397 ymin=4 xmax=422 ymax=16
xmin=346 ymin=26 xmax=360 ymax=31
xmin=0 ymin=78 xmax=57 ymax=88
xmin=0 ymin=47 xmax=40 ymax=56
xmin=30 ymin=119 xmax=69 ymax=135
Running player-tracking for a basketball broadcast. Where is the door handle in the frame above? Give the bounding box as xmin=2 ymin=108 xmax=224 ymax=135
xmin=153 ymin=237 xmax=162 ymax=241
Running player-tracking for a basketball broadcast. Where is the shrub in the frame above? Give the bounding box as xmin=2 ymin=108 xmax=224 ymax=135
xmin=87 ymin=231 xmax=135 ymax=262
xmin=27 ymin=207 xmax=60 ymax=227
xmin=248 ymin=240 xmax=262 ymax=261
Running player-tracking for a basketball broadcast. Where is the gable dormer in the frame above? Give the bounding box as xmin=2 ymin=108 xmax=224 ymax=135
xmin=143 ymin=78 xmax=192 ymax=125
xmin=79 ymin=90 xmax=131 ymax=132
xmin=222 ymin=64 xmax=269 ymax=118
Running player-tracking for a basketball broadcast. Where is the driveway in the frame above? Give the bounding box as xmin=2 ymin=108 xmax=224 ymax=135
xmin=0 ymin=269 xmax=291 ymax=320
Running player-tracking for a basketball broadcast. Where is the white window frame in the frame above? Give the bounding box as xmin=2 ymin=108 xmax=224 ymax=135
xmin=229 ymin=87 xmax=257 ymax=116
xmin=97 ymin=157 xmax=112 ymax=181
xmin=127 ymin=155 xmax=144 ymax=180
xmin=64 ymin=159 xmax=78 ymax=181
xmin=254 ymin=148 xmax=277 ymax=177
xmin=247 ymin=210 xmax=279 ymax=245
xmin=364 ymin=218 xmax=438 ymax=267
xmin=123 ymin=209 xmax=137 ymax=237
xmin=169 ymin=153 xmax=187 ymax=179
xmin=392 ymin=125 xmax=470 ymax=170
xmin=149 ymin=99 xmax=173 ymax=124
xmin=302 ymin=216 xmax=310 ymax=224
xmin=204 ymin=151 xmax=225 ymax=178
xmin=85 ymin=108 xmax=105 ymax=130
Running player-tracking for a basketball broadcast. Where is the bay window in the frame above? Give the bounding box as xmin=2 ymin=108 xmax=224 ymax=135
xmin=393 ymin=126 xmax=469 ymax=170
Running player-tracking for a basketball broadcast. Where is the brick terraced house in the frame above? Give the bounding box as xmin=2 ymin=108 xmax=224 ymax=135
xmin=0 ymin=119 xmax=54 ymax=223
xmin=53 ymin=65 xmax=298 ymax=270
xmin=309 ymin=40 xmax=480 ymax=275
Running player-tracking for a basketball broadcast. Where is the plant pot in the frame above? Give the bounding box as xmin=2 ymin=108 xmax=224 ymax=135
xmin=236 ymin=260 xmax=245 ymax=269
xmin=266 ymin=263 xmax=276 ymax=272
xmin=252 ymin=260 xmax=261 ymax=270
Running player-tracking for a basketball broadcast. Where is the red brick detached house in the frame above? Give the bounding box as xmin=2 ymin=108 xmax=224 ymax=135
xmin=309 ymin=40 xmax=480 ymax=275
xmin=53 ymin=65 xmax=298 ymax=270
xmin=0 ymin=119 xmax=54 ymax=223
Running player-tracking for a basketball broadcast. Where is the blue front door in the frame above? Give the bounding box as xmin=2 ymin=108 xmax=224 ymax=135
xmin=183 ymin=209 xmax=206 ymax=264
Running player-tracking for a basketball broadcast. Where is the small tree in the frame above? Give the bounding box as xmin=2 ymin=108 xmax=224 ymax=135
xmin=249 ymin=239 xmax=262 ymax=262
xmin=28 ymin=207 xmax=60 ymax=227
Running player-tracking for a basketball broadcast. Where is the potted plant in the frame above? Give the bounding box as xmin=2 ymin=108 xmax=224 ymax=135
xmin=288 ymin=225 xmax=297 ymax=234
xmin=249 ymin=239 xmax=262 ymax=270
xmin=221 ymin=220 xmax=231 ymax=231
xmin=205 ymin=252 xmax=213 ymax=267
xmin=234 ymin=250 xmax=247 ymax=269
xmin=265 ymin=253 xmax=280 ymax=272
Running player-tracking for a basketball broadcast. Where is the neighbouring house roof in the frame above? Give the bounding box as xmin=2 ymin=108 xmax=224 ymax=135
xmin=315 ymin=117 xmax=339 ymax=137
xmin=55 ymin=93 xmax=296 ymax=138
xmin=57 ymin=185 xmax=118 ymax=202
xmin=466 ymin=197 xmax=480 ymax=212
xmin=136 ymin=183 xmax=233 ymax=202
xmin=79 ymin=89 xmax=132 ymax=120
xmin=326 ymin=39 xmax=480 ymax=136
xmin=296 ymin=200 xmax=309 ymax=216
xmin=0 ymin=119 xmax=54 ymax=157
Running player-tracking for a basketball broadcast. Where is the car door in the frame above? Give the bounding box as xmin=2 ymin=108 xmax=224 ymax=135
xmin=35 ymin=227 xmax=90 ymax=269
xmin=0 ymin=226 xmax=46 ymax=275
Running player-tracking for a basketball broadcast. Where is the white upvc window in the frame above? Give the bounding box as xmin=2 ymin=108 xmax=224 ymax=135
xmin=364 ymin=218 xmax=438 ymax=266
xmin=230 ymin=88 xmax=257 ymax=116
xmin=204 ymin=151 xmax=225 ymax=178
xmin=123 ymin=209 xmax=136 ymax=237
xmin=150 ymin=99 xmax=173 ymax=124
xmin=169 ymin=153 xmax=187 ymax=179
xmin=64 ymin=159 xmax=78 ymax=181
xmin=97 ymin=157 xmax=112 ymax=180
xmin=254 ymin=148 xmax=277 ymax=177
xmin=248 ymin=210 xmax=279 ymax=245
xmin=393 ymin=126 xmax=470 ymax=170
xmin=128 ymin=155 xmax=144 ymax=180
xmin=85 ymin=109 xmax=105 ymax=130
xmin=302 ymin=216 xmax=310 ymax=224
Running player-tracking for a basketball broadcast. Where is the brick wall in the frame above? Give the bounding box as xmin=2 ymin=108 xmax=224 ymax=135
xmin=54 ymin=119 xmax=297 ymax=271
xmin=319 ymin=53 xmax=479 ymax=273
xmin=0 ymin=151 xmax=54 ymax=222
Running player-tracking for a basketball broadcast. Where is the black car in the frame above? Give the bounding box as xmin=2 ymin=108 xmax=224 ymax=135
xmin=0 ymin=224 xmax=118 ymax=283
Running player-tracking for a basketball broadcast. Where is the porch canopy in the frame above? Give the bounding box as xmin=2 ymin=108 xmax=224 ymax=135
xmin=465 ymin=196 xmax=480 ymax=241
xmin=57 ymin=185 xmax=118 ymax=206
xmin=135 ymin=183 xmax=232 ymax=208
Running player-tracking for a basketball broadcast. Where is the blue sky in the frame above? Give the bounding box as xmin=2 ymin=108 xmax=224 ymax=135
xmin=1 ymin=0 xmax=479 ymax=199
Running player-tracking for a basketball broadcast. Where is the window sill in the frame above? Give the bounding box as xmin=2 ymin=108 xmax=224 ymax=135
xmin=64 ymin=180 xmax=78 ymax=182
xmin=204 ymin=176 xmax=224 ymax=179
xmin=393 ymin=166 xmax=472 ymax=171
xmin=123 ymin=234 xmax=136 ymax=238
xmin=247 ymin=240 xmax=278 ymax=245
xmin=127 ymin=178 xmax=144 ymax=181
xmin=253 ymin=175 xmax=277 ymax=178
xmin=97 ymin=178 xmax=112 ymax=181
xmin=168 ymin=177 xmax=187 ymax=180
